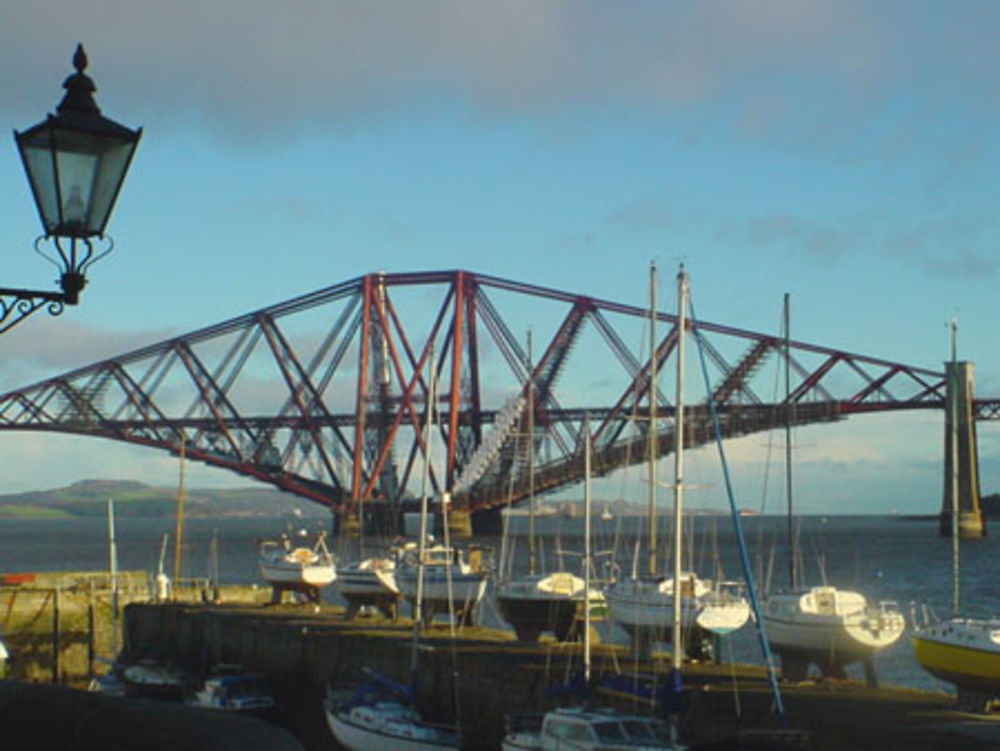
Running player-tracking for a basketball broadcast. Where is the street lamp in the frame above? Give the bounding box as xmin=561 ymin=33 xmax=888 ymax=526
xmin=3 ymin=43 xmax=141 ymax=332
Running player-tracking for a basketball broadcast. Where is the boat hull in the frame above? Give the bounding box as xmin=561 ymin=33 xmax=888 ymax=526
xmin=259 ymin=561 xmax=336 ymax=589
xmin=258 ymin=536 xmax=336 ymax=597
xmin=762 ymin=589 xmax=905 ymax=661
xmin=912 ymin=619 xmax=1000 ymax=694
xmin=325 ymin=702 xmax=460 ymax=751
xmin=337 ymin=560 xmax=401 ymax=611
xmin=496 ymin=593 xmax=579 ymax=642
xmin=122 ymin=662 xmax=187 ymax=701
xmin=397 ymin=571 xmax=488 ymax=617
xmin=606 ymin=577 xmax=748 ymax=639
xmin=496 ymin=572 xmax=604 ymax=642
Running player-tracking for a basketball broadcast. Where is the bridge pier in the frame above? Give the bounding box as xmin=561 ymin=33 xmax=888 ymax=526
xmin=338 ymin=511 xmax=362 ymax=538
xmin=445 ymin=508 xmax=473 ymax=539
xmin=940 ymin=361 xmax=986 ymax=539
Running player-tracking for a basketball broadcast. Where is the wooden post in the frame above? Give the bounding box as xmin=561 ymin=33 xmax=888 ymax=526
xmin=87 ymin=601 xmax=95 ymax=679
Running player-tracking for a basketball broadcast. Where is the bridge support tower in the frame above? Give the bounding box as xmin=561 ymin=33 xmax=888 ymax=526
xmin=940 ymin=361 xmax=986 ymax=539
xmin=446 ymin=506 xmax=473 ymax=539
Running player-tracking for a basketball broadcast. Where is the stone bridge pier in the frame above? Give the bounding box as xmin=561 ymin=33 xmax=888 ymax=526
xmin=941 ymin=361 xmax=986 ymax=539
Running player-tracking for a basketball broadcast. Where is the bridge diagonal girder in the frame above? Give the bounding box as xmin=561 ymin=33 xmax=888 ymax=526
xmin=361 ymin=279 xmax=450 ymax=506
xmin=471 ymin=286 xmax=578 ymax=461
xmin=0 ymin=269 xmax=952 ymax=516
xmin=256 ymin=313 xmax=342 ymax=491
xmin=170 ymin=339 xmax=256 ymax=461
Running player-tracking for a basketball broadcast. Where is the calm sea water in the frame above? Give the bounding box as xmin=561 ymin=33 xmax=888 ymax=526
xmin=0 ymin=512 xmax=994 ymax=695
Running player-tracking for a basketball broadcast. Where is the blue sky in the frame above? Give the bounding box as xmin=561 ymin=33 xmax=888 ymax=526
xmin=0 ymin=1 xmax=997 ymax=514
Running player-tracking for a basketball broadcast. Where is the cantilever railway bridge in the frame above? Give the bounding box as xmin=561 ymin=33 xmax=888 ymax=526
xmin=0 ymin=269 xmax=992 ymax=528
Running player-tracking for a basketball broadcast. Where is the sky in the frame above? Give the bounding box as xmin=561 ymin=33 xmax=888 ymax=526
xmin=0 ymin=1 xmax=998 ymax=514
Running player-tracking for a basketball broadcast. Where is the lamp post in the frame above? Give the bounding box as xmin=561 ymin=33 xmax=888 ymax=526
xmin=4 ymin=43 xmax=141 ymax=333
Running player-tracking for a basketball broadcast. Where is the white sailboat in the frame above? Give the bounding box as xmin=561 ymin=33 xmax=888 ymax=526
xmin=324 ymin=346 xmax=462 ymax=750
xmin=762 ymin=295 xmax=904 ymax=683
xmin=336 ymin=550 xmax=402 ymax=618
xmin=497 ymin=332 xmax=605 ymax=642
xmin=605 ymin=265 xmax=749 ymax=655
xmin=395 ymin=345 xmax=488 ymax=626
xmin=258 ymin=528 xmax=336 ymax=602
xmin=396 ymin=529 xmax=489 ymax=627
xmin=912 ymin=319 xmax=1000 ymax=710
xmin=502 ymin=415 xmax=684 ymax=751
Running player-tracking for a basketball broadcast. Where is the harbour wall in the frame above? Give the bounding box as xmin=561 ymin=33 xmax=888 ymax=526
xmin=0 ymin=570 xmax=268 ymax=683
xmin=123 ymin=601 xmax=977 ymax=751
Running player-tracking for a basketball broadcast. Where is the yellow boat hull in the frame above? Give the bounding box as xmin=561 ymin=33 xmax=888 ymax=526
xmin=912 ymin=628 xmax=1000 ymax=694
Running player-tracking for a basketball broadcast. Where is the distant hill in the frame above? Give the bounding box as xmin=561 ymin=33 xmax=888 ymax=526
xmin=0 ymin=479 xmax=330 ymax=519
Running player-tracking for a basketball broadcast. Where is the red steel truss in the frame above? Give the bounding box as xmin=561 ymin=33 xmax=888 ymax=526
xmin=0 ymin=269 xmax=952 ymax=517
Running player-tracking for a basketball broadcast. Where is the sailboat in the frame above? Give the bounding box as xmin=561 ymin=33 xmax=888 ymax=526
xmin=912 ymin=319 xmax=1000 ymax=710
xmin=395 ymin=349 xmax=489 ymax=627
xmin=336 ymin=550 xmax=403 ymax=619
xmin=257 ymin=527 xmax=336 ymax=603
xmin=502 ymin=415 xmax=682 ymax=751
xmin=604 ymin=265 xmax=749 ymax=656
xmin=761 ymin=295 xmax=905 ymax=684
xmin=497 ymin=332 xmax=605 ymax=642
xmin=324 ymin=346 xmax=461 ymax=750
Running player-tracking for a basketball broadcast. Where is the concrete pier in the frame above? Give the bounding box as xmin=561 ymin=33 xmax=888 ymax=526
xmin=0 ymin=571 xmax=269 ymax=684
xmin=940 ymin=361 xmax=986 ymax=539
xmin=118 ymin=601 xmax=1000 ymax=751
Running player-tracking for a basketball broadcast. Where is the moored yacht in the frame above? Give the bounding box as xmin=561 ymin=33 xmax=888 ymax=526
xmin=324 ymin=672 xmax=460 ymax=751
xmin=762 ymin=586 xmax=905 ymax=680
xmin=336 ymin=550 xmax=402 ymax=618
xmin=912 ymin=321 xmax=1000 ymax=710
xmin=912 ymin=615 xmax=1000 ymax=706
xmin=185 ymin=668 xmax=278 ymax=716
xmin=605 ymin=574 xmax=750 ymax=649
xmin=496 ymin=571 xmax=605 ymax=642
xmin=502 ymin=707 xmax=680 ymax=751
xmin=606 ymin=265 xmax=748 ymax=656
xmin=396 ymin=542 xmax=489 ymax=626
xmin=258 ymin=529 xmax=336 ymax=603
xmin=762 ymin=295 xmax=904 ymax=683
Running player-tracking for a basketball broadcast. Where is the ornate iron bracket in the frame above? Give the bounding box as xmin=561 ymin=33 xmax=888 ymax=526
xmin=0 ymin=235 xmax=116 ymax=334
xmin=0 ymin=286 xmax=67 ymax=335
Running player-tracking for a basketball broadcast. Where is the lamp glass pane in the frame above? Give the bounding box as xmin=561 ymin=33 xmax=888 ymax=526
xmin=89 ymin=141 xmax=136 ymax=234
xmin=18 ymin=136 xmax=60 ymax=234
xmin=55 ymin=148 xmax=98 ymax=232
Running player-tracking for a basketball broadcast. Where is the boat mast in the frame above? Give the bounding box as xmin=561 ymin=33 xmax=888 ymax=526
xmin=583 ymin=412 xmax=592 ymax=684
xmin=412 ymin=344 xmax=436 ymax=676
xmin=949 ymin=319 xmax=960 ymax=618
xmin=107 ymin=498 xmax=119 ymax=656
xmin=784 ymin=294 xmax=797 ymax=590
xmin=671 ymin=265 xmax=687 ymax=664
xmin=527 ymin=331 xmax=536 ymax=577
xmin=647 ymin=261 xmax=658 ymax=577
xmin=173 ymin=435 xmax=186 ymax=599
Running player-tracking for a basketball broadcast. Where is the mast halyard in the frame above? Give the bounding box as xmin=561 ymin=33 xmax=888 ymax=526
xmin=784 ymin=293 xmax=797 ymax=590
xmin=671 ymin=265 xmax=687 ymax=665
xmin=527 ymin=331 xmax=536 ymax=577
xmin=172 ymin=435 xmax=186 ymax=599
xmin=647 ymin=261 xmax=658 ymax=578
xmin=583 ymin=412 xmax=592 ymax=684
xmin=411 ymin=344 xmax=436 ymax=676
xmin=108 ymin=498 xmax=119 ymax=656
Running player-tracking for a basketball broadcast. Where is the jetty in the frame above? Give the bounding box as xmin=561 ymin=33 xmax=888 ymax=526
xmin=116 ymin=600 xmax=1000 ymax=751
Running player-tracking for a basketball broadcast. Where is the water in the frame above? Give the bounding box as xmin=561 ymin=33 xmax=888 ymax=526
xmin=0 ymin=511 xmax=993 ymax=695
